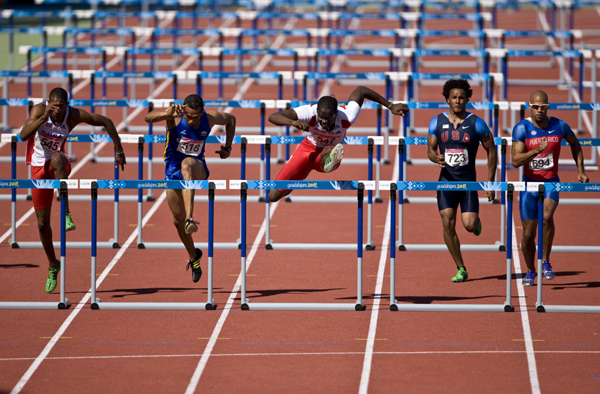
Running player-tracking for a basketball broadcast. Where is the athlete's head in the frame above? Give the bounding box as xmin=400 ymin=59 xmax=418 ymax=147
xmin=529 ymin=90 xmax=549 ymax=124
xmin=317 ymin=95 xmax=338 ymax=131
xmin=182 ymin=94 xmax=204 ymax=128
xmin=47 ymin=87 xmax=69 ymax=124
xmin=442 ymin=79 xmax=472 ymax=116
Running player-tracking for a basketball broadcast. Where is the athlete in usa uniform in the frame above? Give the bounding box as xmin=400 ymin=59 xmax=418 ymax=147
xmin=20 ymin=87 xmax=125 ymax=293
xmin=267 ymin=85 xmax=408 ymax=202
xmin=145 ymin=94 xmax=236 ymax=283
xmin=511 ymin=90 xmax=589 ymax=285
xmin=427 ymin=79 xmax=497 ymax=282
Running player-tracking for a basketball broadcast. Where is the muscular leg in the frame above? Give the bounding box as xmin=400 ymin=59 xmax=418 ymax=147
xmin=521 ymin=219 xmax=538 ymax=272
xmin=461 ymin=212 xmax=479 ymax=233
xmin=319 ymin=145 xmax=334 ymax=167
xmin=542 ymin=198 xmax=558 ymax=262
xmin=50 ymin=152 xmax=70 ymax=213
xmin=35 ymin=208 xmax=58 ymax=269
xmin=166 ymin=189 xmax=197 ymax=260
xmin=180 ymin=157 xmax=208 ymax=221
xmin=440 ymin=208 xmax=465 ymax=268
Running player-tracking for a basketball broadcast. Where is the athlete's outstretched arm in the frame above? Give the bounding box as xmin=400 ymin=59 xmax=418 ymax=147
xmin=427 ymin=134 xmax=445 ymax=168
xmin=72 ymin=107 xmax=126 ymax=170
xmin=565 ymin=132 xmax=589 ymax=182
xmin=20 ymin=103 xmax=50 ymax=141
xmin=347 ymin=86 xmax=408 ymax=116
xmin=481 ymin=132 xmax=497 ymax=201
xmin=268 ymin=108 xmax=309 ymax=131
xmin=208 ymin=110 xmax=236 ymax=159
xmin=144 ymin=104 xmax=182 ymax=130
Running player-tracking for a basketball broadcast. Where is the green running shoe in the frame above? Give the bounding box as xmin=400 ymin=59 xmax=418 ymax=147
xmin=474 ymin=219 xmax=482 ymax=236
xmin=65 ymin=213 xmax=76 ymax=232
xmin=451 ymin=267 xmax=468 ymax=282
xmin=46 ymin=260 xmax=60 ymax=293
xmin=324 ymin=144 xmax=344 ymax=173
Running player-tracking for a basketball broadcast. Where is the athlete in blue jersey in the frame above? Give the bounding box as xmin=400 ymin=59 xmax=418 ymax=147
xmin=145 ymin=94 xmax=236 ymax=283
xmin=427 ymin=79 xmax=497 ymax=282
xmin=511 ymin=90 xmax=588 ymax=286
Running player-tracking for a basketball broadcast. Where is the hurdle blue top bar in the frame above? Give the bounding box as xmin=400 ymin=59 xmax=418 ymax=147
xmin=82 ymin=179 xmax=216 ymax=189
xmin=0 ymin=179 xmax=60 ymax=189
xmin=406 ymin=102 xmax=496 ymax=109
xmin=0 ymin=70 xmax=71 ymax=78
xmin=507 ymin=50 xmax=580 ymax=58
xmin=242 ymin=180 xmax=367 ymax=190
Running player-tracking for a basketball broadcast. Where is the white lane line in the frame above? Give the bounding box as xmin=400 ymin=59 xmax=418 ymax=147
xmin=512 ymin=216 xmax=541 ymax=394
xmin=9 ymin=191 xmax=167 ymax=394
xmin=358 ymin=81 xmax=405 ymax=394
xmin=7 ymin=17 xmax=236 ymax=392
xmin=358 ymin=163 xmax=396 ymax=394
xmin=3 ymin=349 xmax=600 ymax=362
xmin=184 ymin=202 xmax=279 ymax=394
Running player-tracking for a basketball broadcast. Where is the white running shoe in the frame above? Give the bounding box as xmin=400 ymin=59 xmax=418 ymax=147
xmin=324 ymin=144 xmax=344 ymax=173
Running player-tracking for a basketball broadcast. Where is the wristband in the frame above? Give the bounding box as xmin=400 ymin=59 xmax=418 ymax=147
xmin=115 ymin=151 xmax=124 ymax=155
xmin=387 ymin=102 xmax=393 ymax=109
xmin=222 ymin=146 xmax=232 ymax=152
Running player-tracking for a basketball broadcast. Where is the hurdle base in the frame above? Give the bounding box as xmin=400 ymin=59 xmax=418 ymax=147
xmin=503 ymin=302 xmax=514 ymax=312
xmin=92 ymin=302 xmax=215 ymax=310
xmin=241 ymin=302 xmax=363 ymax=311
xmin=261 ymin=243 xmax=362 ymax=251
xmin=536 ymin=304 xmax=546 ymax=313
xmin=365 ymin=242 xmax=375 ymax=251
xmin=395 ymin=243 xmax=504 ymax=252
xmin=538 ymin=305 xmax=600 ymax=313
xmin=12 ymin=241 xmax=118 ymax=249
xmin=0 ymin=301 xmax=69 ymax=310
xmin=136 ymin=242 xmax=240 ymax=250
xmin=390 ymin=302 xmax=509 ymax=312
xmin=58 ymin=298 xmax=70 ymax=310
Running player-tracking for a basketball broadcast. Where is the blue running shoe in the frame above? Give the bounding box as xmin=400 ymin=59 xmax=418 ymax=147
xmin=522 ymin=271 xmax=536 ymax=286
xmin=542 ymin=261 xmax=555 ymax=280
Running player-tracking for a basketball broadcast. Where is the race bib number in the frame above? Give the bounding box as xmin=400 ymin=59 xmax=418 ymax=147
xmin=39 ymin=135 xmax=62 ymax=152
xmin=445 ymin=148 xmax=469 ymax=167
xmin=529 ymin=153 xmax=554 ymax=171
xmin=314 ymin=134 xmax=336 ymax=145
xmin=177 ymin=137 xmax=204 ymax=156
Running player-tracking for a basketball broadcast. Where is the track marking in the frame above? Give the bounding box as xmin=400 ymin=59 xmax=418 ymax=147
xmin=358 ymin=79 xmax=404 ymax=394
xmin=2 ymin=350 xmax=599 ymax=363
xmin=512 ymin=216 xmax=541 ymax=394
xmin=183 ymin=202 xmax=279 ymax=394
xmin=9 ymin=191 xmax=167 ymax=394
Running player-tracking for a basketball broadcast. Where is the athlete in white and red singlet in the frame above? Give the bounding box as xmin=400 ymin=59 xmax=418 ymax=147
xmin=20 ymin=87 xmax=125 ymax=293
xmin=511 ymin=90 xmax=589 ymax=286
xmin=267 ymin=85 xmax=408 ymax=202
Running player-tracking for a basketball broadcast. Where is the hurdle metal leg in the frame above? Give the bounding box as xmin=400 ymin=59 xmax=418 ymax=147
xmin=241 ymin=183 xmax=365 ymax=311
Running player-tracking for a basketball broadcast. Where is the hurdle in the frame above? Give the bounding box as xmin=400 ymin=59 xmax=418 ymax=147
xmin=523 ymin=182 xmax=600 ymax=313
xmin=232 ymin=180 xmax=369 ymax=311
xmin=389 ymin=137 xmax=508 ymax=252
xmin=80 ymin=179 xmax=219 ymax=311
xmin=259 ymin=136 xmax=381 ymax=249
xmin=383 ymin=180 xmax=514 ymax=313
xmin=0 ymin=180 xmax=71 ymax=310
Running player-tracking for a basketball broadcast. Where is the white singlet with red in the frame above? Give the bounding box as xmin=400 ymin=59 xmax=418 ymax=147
xmin=293 ymin=101 xmax=361 ymax=148
xmin=26 ymin=104 xmax=71 ymax=166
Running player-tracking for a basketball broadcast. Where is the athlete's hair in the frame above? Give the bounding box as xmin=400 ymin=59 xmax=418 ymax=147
xmin=442 ymin=79 xmax=473 ymax=100
xmin=48 ymin=87 xmax=69 ymax=102
xmin=183 ymin=94 xmax=204 ymax=110
xmin=317 ymin=95 xmax=338 ymax=112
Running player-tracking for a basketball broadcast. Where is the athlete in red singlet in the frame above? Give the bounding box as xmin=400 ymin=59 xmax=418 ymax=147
xmin=20 ymin=87 xmax=126 ymax=293
xmin=267 ymin=86 xmax=408 ymax=202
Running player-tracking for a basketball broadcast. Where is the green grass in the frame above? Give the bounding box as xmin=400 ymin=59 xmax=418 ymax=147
xmin=0 ymin=20 xmax=91 ymax=72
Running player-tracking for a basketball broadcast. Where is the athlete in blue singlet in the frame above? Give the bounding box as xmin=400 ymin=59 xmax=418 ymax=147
xmin=511 ymin=90 xmax=589 ymax=286
xmin=427 ymin=79 xmax=497 ymax=282
xmin=145 ymin=94 xmax=236 ymax=283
